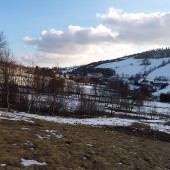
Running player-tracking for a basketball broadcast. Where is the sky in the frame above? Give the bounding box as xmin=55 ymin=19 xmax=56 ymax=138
xmin=1 ymin=0 xmax=170 ymax=67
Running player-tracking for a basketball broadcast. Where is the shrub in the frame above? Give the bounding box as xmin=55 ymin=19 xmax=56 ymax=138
xmin=160 ymin=93 xmax=170 ymax=103
xmin=164 ymin=121 xmax=170 ymax=126
xmin=130 ymin=122 xmax=151 ymax=131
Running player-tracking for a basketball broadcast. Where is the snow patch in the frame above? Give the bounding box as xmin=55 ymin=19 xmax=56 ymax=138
xmin=0 ymin=164 xmax=6 ymax=167
xmin=45 ymin=130 xmax=63 ymax=139
xmin=21 ymin=158 xmax=47 ymax=167
xmin=153 ymin=85 xmax=170 ymax=96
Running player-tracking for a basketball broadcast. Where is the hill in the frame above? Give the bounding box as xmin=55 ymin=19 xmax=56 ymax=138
xmin=97 ymin=56 xmax=170 ymax=81
xmin=71 ymin=48 xmax=170 ymax=81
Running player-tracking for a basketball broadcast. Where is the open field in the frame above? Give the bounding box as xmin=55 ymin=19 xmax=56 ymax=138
xmin=0 ymin=118 xmax=170 ymax=170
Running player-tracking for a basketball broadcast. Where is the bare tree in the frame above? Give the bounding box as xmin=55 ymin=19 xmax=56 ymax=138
xmin=66 ymin=80 xmax=75 ymax=96
xmin=47 ymin=78 xmax=65 ymax=115
xmin=3 ymin=50 xmax=15 ymax=109
xmin=0 ymin=32 xmax=6 ymax=50
xmin=75 ymin=83 xmax=81 ymax=98
xmin=131 ymin=91 xmax=145 ymax=113
xmin=0 ymin=33 xmax=16 ymax=110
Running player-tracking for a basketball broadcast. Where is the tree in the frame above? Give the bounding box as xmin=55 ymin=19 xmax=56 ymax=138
xmin=0 ymin=32 xmax=6 ymax=50
xmin=160 ymin=93 xmax=170 ymax=103
xmin=0 ymin=33 xmax=16 ymax=110
xmin=76 ymin=86 xmax=103 ymax=117
xmin=131 ymin=91 xmax=145 ymax=113
xmin=140 ymin=85 xmax=151 ymax=98
xmin=47 ymin=78 xmax=65 ymax=115
xmin=75 ymin=83 xmax=82 ymax=98
xmin=141 ymin=58 xmax=151 ymax=65
xmin=66 ymin=80 xmax=75 ymax=95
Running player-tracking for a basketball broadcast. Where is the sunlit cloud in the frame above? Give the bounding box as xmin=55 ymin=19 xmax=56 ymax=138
xmin=23 ymin=8 xmax=170 ymax=67
xmin=97 ymin=8 xmax=170 ymax=45
xmin=24 ymin=25 xmax=118 ymax=54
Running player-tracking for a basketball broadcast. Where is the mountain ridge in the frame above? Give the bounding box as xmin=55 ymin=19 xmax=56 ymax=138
xmin=70 ymin=48 xmax=170 ymax=81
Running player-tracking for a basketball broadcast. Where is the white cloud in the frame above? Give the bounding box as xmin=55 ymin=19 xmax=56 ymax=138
xmin=21 ymin=43 xmax=147 ymax=67
xmin=97 ymin=8 xmax=170 ymax=45
xmin=24 ymin=25 xmax=118 ymax=54
xmin=24 ymin=36 xmax=35 ymax=42
xmin=23 ymin=8 xmax=170 ymax=67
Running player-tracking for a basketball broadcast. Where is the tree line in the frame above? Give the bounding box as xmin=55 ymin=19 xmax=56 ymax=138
xmin=0 ymin=32 xmax=151 ymax=117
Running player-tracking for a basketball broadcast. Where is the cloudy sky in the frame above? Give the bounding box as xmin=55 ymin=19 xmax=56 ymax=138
xmin=1 ymin=0 xmax=170 ymax=67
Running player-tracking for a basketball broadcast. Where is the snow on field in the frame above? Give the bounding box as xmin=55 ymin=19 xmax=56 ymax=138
xmin=154 ymin=101 xmax=170 ymax=108
xmin=0 ymin=111 xmax=134 ymax=126
xmin=153 ymin=85 xmax=170 ymax=96
xmin=45 ymin=130 xmax=63 ymax=139
xmin=97 ymin=57 xmax=169 ymax=79
xmin=147 ymin=63 xmax=170 ymax=80
xmin=80 ymin=84 xmax=93 ymax=94
xmin=0 ymin=164 xmax=6 ymax=167
xmin=129 ymin=84 xmax=139 ymax=90
xmin=21 ymin=158 xmax=47 ymax=167
xmin=0 ymin=109 xmax=170 ymax=134
xmin=142 ymin=101 xmax=170 ymax=115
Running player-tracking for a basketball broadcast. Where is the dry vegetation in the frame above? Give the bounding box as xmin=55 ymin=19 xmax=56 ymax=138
xmin=0 ymin=119 xmax=170 ymax=170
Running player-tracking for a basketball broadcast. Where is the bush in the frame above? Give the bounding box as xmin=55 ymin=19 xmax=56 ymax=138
xmin=164 ymin=121 xmax=170 ymax=126
xmin=160 ymin=93 xmax=170 ymax=103
xmin=76 ymin=100 xmax=104 ymax=117
xmin=160 ymin=83 xmax=168 ymax=90
xmin=130 ymin=122 xmax=151 ymax=131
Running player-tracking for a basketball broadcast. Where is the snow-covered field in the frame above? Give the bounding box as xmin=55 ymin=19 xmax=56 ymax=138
xmin=153 ymin=85 xmax=170 ymax=96
xmin=142 ymin=101 xmax=170 ymax=115
xmin=147 ymin=63 xmax=170 ymax=80
xmin=97 ymin=57 xmax=170 ymax=80
xmin=0 ymin=107 xmax=170 ymax=134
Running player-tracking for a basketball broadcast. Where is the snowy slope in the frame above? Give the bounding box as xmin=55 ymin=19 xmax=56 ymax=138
xmin=153 ymin=85 xmax=170 ymax=96
xmin=62 ymin=66 xmax=78 ymax=73
xmin=97 ymin=57 xmax=170 ymax=80
xmin=147 ymin=63 xmax=170 ymax=80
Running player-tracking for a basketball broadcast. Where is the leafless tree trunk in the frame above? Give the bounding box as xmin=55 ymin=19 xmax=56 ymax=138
xmin=0 ymin=33 xmax=16 ymax=111
xmin=47 ymin=78 xmax=65 ymax=115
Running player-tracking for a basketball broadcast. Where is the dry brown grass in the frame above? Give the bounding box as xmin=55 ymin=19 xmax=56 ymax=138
xmin=0 ymin=119 xmax=169 ymax=170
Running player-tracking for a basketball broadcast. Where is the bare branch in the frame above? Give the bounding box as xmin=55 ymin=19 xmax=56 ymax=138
xmin=0 ymin=32 xmax=7 ymax=49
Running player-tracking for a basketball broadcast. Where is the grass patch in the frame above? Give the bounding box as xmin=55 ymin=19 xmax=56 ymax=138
xmin=0 ymin=119 xmax=169 ymax=169
xmin=130 ymin=122 xmax=151 ymax=131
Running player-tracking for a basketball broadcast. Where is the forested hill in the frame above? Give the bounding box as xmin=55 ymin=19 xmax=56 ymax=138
xmin=70 ymin=48 xmax=170 ymax=75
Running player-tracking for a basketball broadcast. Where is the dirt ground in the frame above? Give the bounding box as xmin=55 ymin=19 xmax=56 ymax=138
xmin=0 ymin=119 xmax=170 ymax=170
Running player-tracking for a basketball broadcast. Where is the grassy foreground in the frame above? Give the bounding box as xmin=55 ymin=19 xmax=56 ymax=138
xmin=0 ymin=119 xmax=170 ymax=170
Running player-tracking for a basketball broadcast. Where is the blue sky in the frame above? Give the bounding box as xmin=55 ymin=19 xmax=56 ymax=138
xmin=1 ymin=0 xmax=170 ymax=67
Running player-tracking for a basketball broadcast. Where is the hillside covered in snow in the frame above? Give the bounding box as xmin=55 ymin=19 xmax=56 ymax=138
xmin=97 ymin=57 xmax=170 ymax=80
xmin=71 ymin=48 xmax=170 ymax=81
xmin=70 ymin=48 xmax=170 ymax=97
xmin=96 ymin=49 xmax=170 ymax=81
